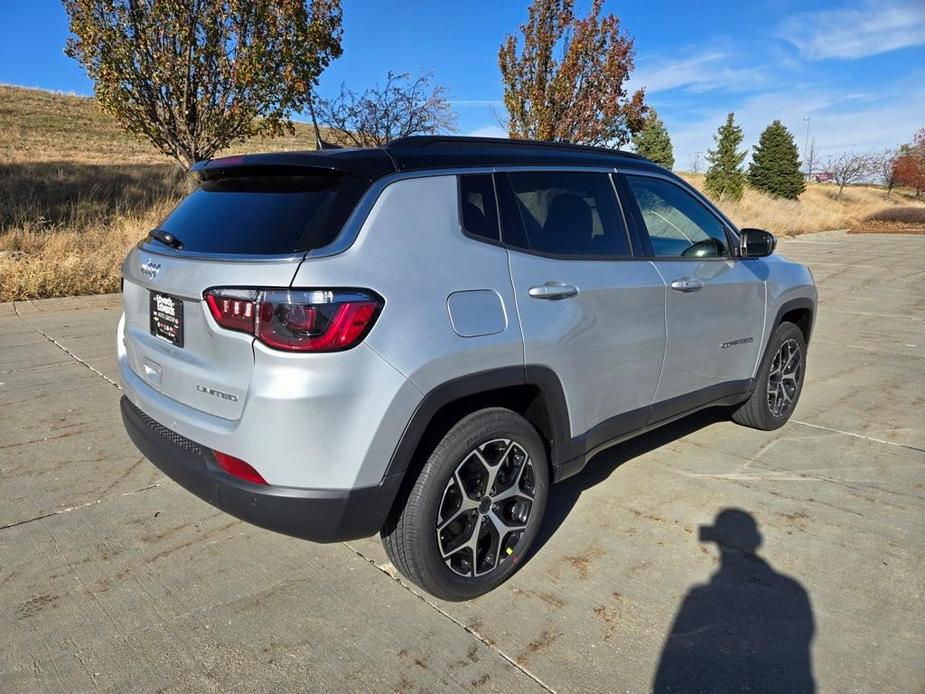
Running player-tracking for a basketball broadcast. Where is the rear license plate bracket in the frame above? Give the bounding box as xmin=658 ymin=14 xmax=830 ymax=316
xmin=150 ymin=292 xmax=184 ymax=347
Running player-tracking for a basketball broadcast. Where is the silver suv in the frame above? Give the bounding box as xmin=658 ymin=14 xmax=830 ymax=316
xmin=119 ymin=136 xmax=816 ymax=600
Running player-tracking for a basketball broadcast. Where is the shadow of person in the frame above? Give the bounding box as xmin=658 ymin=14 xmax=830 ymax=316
xmin=653 ymin=509 xmax=816 ymax=694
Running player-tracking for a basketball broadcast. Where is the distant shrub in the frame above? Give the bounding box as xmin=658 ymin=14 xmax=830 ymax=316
xmin=865 ymin=207 xmax=925 ymax=224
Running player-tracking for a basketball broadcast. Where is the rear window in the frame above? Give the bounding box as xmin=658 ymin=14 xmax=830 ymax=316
xmin=155 ymin=173 xmax=368 ymax=255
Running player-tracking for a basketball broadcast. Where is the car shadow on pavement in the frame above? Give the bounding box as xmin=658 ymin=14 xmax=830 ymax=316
xmin=533 ymin=406 xmax=729 ymax=554
xmin=653 ymin=509 xmax=816 ymax=693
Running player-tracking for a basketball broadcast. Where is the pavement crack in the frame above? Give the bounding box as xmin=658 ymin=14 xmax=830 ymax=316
xmin=342 ymin=541 xmax=556 ymax=693
xmin=12 ymin=302 xmax=121 ymax=390
xmin=790 ymin=419 xmax=925 ymax=454
xmin=0 ymin=483 xmax=160 ymax=532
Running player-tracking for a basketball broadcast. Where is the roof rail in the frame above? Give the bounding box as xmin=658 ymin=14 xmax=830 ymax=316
xmin=385 ymin=135 xmax=642 ymax=159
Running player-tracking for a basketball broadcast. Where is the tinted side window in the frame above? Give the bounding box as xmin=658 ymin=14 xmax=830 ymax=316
xmin=459 ymin=174 xmax=500 ymax=242
xmin=504 ymin=172 xmax=631 ymax=257
xmin=624 ymin=175 xmax=729 ymax=258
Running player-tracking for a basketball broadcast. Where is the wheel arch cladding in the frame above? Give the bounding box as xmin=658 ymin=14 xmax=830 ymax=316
xmin=383 ymin=366 xmax=572 ymax=491
xmin=778 ymin=302 xmax=814 ymax=345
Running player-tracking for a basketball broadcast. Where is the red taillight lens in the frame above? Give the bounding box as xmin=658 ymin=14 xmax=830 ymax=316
xmin=213 ymin=450 xmax=267 ymax=485
xmin=203 ymin=288 xmax=382 ymax=352
xmin=205 ymin=289 xmax=258 ymax=333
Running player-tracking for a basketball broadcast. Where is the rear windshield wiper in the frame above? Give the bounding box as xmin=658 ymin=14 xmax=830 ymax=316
xmin=148 ymin=228 xmax=183 ymax=249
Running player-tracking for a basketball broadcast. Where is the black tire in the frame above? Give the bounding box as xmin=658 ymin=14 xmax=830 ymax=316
xmin=381 ymin=407 xmax=549 ymax=601
xmin=732 ymin=321 xmax=806 ymax=430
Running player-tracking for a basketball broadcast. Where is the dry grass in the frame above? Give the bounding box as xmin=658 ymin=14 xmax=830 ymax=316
xmin=0 ymin=84 xmax=321 ymax=301
xmin=679 ymin=173 xmax=925 ymax=236
xmin=2 ymin=83 xmax=924 ymax=301
xmin=0 ymin=200 xmax=176 ymax=301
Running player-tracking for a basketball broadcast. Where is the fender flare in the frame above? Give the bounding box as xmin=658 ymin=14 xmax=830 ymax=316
xmin=769 ymin=296 xmax=815 ymax=345
xmin=755 ymin=296 xmax=815 ymax=377
xmin=383 ymin=365 xmax=572 ymax=478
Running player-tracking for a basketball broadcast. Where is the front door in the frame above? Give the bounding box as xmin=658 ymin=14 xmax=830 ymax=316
xmin=619 ymin=173 xmax=766 ymax=410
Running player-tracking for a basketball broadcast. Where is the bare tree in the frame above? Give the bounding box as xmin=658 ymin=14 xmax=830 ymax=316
xmin=875 ymin=148 xmax=899 ymax=197
xmin=828 ymin=152 xmax=875 ymax=199
xmin=688 ymin=151 xmax=704 ymax=174
xmin=314 ymin=72 xmax=457 ymax=148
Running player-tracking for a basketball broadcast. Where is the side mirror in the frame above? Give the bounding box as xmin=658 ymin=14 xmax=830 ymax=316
xmin=739 ymin=228 xmax=776 ymax=258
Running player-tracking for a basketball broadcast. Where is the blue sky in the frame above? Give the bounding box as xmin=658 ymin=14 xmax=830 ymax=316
xmin=1 ymin=0 xmax=923 ymax=170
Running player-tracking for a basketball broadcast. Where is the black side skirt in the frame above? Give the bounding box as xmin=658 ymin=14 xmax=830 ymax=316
xmin=552 ymin=379 xmax=754 ymax=482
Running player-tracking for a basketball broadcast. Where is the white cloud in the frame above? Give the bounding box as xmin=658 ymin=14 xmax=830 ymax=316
xmin=466 ymin=124 xmax=508 ymax=138
xmin=665 ymin=81 xmax=925 ymax=172
xmin=629 ymin=47 xmax=769 ymax=95
xmin=778 ymin=1 xmax=925 ymax=60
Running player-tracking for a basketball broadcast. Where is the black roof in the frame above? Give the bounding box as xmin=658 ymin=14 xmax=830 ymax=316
xmin=191 ymin=136 xmax=661 ymax=181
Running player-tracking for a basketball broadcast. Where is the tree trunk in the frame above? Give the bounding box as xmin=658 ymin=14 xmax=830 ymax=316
xmin=307 ymin=97 xmax=323 ymax=151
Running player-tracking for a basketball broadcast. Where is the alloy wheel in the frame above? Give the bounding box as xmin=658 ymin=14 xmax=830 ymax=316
xmin=436 ymin=438 xmax=536 ymax=578
xmin=767 ymin=337 xmax=802 ymax=417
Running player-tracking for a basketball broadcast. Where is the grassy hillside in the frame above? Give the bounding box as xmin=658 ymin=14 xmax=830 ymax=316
xmin=1 ymin=84 xmax=922 ymax=301
xmin=0 ymin=84 xmax=321 ymax=164
xmin=679 ymin=172 xmax=923 ymax=236
xmin=0 ymin=85 xmax=322 ymax=301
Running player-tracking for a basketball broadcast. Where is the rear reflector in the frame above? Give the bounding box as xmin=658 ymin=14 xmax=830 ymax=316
xmin=213 ymin=450 xmax=267 ymax=485
xmin=204 ymin=288 xmax=382 ymax=352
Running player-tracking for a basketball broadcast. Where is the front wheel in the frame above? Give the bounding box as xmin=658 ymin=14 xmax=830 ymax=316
xmin=381 ymin=408 xmax=549 ymax=601
xmin=732 ymin=321 xmax=807 ymax=430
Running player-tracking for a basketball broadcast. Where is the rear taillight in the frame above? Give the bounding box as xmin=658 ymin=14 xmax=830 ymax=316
xmin=205 ymin=288 xmax=258 ymax=333
xmin=213 ymin=450 xmax=266 ymax=485
xmin=204 ymin=288 xmax=382 ymax=352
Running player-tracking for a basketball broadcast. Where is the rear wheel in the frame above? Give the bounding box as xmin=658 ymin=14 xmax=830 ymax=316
xmin=732 ymin=321 xmax=806 ymax=430
xmin=381 ymin=408 xmax=549 ymax=601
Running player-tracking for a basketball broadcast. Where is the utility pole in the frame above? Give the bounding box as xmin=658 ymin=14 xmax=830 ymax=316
xmin=802 ymin=117 xmax=811 ymax=181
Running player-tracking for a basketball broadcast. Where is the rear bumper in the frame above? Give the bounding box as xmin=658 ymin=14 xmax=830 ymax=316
xmin=121 ymin=396 xmax=403 ymax=543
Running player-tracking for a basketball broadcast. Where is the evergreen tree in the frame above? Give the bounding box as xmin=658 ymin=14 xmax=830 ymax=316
xmin=704 ymin=113 xmax=747 ymax=201
xmin=748 ymin=120 xmax=805 ymax=199
xmin=633 ymin=109 xmax=674 ymax=168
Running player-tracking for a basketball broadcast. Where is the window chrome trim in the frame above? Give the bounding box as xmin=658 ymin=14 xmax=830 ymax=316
xmin=307 ymin=165 xmax=632 ymax=261
xmin=132 ymin=163 xmax=731 ymax=264
xmin=306 ymin=164 xmax=734 ymax=263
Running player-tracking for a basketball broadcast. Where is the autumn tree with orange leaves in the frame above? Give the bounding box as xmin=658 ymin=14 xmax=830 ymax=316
xmin=498 ymin=0 xmax=647 ymax=147
xmin=894 ymin=129 xmax=925 ymax=197
xmin=64 ymin=0 xmax=342 ymax=168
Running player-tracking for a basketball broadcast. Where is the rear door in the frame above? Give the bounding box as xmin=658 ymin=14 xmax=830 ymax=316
xmin=618 ymin=173 xmax=765 ymax=408
xmin=121 ymin=169 xmax=366 ymax=420
xmin=499 ymin=170 xmax=667 ymax=441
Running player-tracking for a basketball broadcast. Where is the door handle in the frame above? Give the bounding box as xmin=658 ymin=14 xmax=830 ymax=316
xmin=670 ymin=278 xmax=704 ymax=293
xmin=528 ymin=282 xmax=579 ymax=300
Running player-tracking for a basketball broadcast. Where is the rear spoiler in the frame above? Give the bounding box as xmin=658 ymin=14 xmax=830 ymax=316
xmin=190 ymin=150 xmax=396 ymax=182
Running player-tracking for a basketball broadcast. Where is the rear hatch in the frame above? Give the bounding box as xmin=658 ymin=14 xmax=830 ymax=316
xmin=121 ymin=164 xmax=374 ymax=420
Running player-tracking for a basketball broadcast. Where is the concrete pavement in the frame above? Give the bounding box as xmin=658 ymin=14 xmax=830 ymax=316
xmin=1 ymin=231 xmax=923 ymax=692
